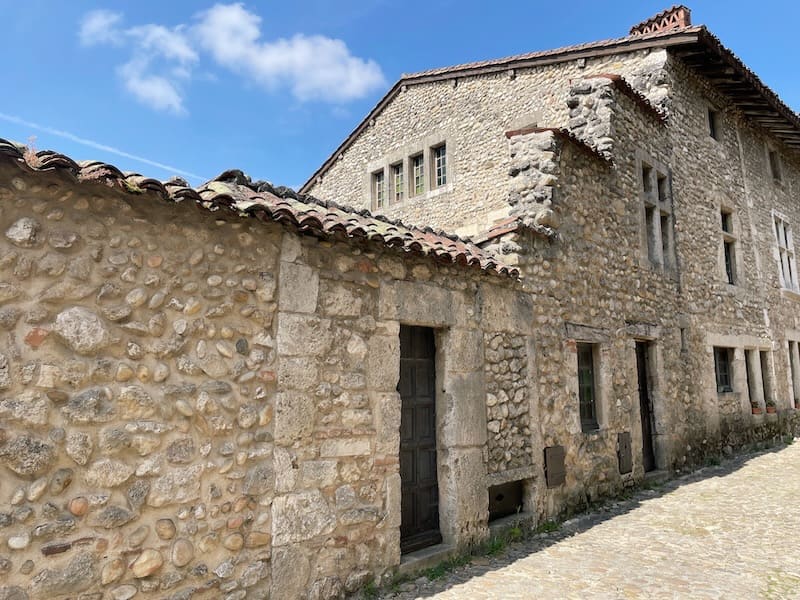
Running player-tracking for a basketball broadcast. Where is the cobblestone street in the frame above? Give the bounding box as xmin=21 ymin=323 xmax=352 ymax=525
xmin=382 ymin=442 xmax=800 ymax=600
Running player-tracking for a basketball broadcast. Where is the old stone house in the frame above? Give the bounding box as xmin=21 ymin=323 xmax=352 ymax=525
xmin=1 ymin=5 xmax=799 ymax=600
xmin=303 ymin=2 xmax=800 ymax=538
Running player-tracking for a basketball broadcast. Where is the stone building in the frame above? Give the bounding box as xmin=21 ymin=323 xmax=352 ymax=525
xmin=0 ymin=6 xmax=799 ymax=600
xmin=303 ymin=4 xmax=800 ymax=522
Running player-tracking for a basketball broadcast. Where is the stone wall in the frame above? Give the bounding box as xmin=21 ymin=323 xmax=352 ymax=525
xmin=306 ymin=49 xmax=671 ymax=237
xmin=484 ymin=333 xmax=532 ymax=474
xmin=0 ymin=164 xmax=540 ymax=598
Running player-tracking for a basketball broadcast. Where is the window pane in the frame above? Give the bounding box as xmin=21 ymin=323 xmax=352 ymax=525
xmin=577 ymin=343 xmax=598 ymax=430
xmin=434 ymin=145 xmax=447 ymax=187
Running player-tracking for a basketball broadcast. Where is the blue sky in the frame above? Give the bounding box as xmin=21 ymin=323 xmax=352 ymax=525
xmin=3 ymin=1 xmax=798 ymax=189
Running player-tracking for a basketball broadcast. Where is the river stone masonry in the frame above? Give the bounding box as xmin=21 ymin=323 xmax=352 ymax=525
xmin=0 ymin=160 xmax=529 ymax=599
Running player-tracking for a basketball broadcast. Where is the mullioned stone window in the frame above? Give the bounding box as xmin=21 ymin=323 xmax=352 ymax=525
xmin=773 ymin=211 xmax=798 ymax=292
xmin=365 ymin=134 xmax=453 ymax=211
xmin=637 ymin=151 xmax=675 ymax=273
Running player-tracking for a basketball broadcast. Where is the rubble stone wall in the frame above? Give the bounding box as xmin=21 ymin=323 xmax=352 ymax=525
xmin=0 ymin=165 xmax=535 ymax=599
xmin=306 ymin=50 xmax=670 ymax=237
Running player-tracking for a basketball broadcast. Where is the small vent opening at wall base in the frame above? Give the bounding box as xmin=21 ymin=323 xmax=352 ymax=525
xmin=488 ymin=480 xmax=524 ymax=521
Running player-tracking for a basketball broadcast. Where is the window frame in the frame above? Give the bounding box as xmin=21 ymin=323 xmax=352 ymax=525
xmin=410 ymin=153 xmax=425 ymax=197
xmin=773 ymin=212 xmax=798 ymax=292
xmin=768 ymin=148 xmax=782 ymax=182
xmin=714 ymin=346 xmax=734 ymax=394
xmin=391 ymin=162 xmax=404 ymax=203
xmin=372 ymin=169 xmax=386 ymax=210
xmin=576 ymin=342 xmax=599 ymax=432
xmin=707 ymin=107 xmax=721 ymax=141
xmin=638 ymin=153 xmax=675 ymax=273
xmin=432 ymin=143 xmax=447 ymax=188
xmin=720 ymin=208 xmax=737 ymax=285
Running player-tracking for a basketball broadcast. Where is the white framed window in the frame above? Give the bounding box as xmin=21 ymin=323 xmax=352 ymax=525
xmin=392 ymin=163 xmax=404 ymax=203
xmin=774 ymin=212 xmax=797 ymax=291
xmin=432 ymin=144 xmax=447 ymax=187
xmin=411 ymin=154 xmax=425 ymax=197
xmin=372 ymin=170 xmax=385 ymax=210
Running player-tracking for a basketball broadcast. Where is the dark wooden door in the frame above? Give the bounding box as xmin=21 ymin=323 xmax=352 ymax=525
xmin=399 ymin=326 xmax=441 ymax=554
xmin=636 ymin=341 xmax=656 ymax=472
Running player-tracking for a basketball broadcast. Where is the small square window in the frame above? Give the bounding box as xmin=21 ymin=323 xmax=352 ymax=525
xmin=714 ymin=347 xmax=734 ymax=393
xmin=577 ymin=343 xmax=599 ymax=432
xmin=708 ymin=108 xmax=721 ymax=140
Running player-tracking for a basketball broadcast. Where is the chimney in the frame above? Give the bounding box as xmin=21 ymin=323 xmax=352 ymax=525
xmin=629 ymin=5 xmax=692 ymax=36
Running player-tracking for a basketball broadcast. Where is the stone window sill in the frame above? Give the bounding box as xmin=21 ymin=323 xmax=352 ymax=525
xmin=780 ymin=288 xmax=800 ymax=302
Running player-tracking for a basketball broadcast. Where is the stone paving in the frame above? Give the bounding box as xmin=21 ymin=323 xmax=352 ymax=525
xmin=378 ymin=442 xmax=800 ymax=600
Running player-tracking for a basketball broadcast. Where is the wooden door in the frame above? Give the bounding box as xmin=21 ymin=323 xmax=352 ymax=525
xmin=636 ymin=341 xmax=656 ymax=472
xmin=399 ymin=326 xmax=441 ymax=553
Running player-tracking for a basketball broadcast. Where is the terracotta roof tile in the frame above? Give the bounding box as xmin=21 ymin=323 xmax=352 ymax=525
xmin=0 ymin=139 xmax=519 ymax=279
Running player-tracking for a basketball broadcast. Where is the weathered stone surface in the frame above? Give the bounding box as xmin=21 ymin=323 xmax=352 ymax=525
xmin=90 ymin=505 xmax=136 ymax=529
xmin=127 ymin=479 xmax=151 ymax=511
xmin=156 ymin=518 xmax=176 ymax=540
xmin=131 ymin=549 xmax=163 ymax=578
xmin=272 ymin=490 xmax=336 ymax=545
xmin=48 ymin=468 xmax=74 ymax=495
xmin=110 ymin=585 xmax=138 ymax=600
xmin=0 ymin=434 xmax=55 ymax=476
xmin=52 ymin=307 xmax=112 ymax=355
xmin=118 ymin=386 xmax=156 ymax=419
xmin=5 ymin=218 xmax=40 ymax=247
xmin=65 ymin=432 xmax=93 ymax=465
xmin=0 ymin=354 xmax=10 ymax=389
xmin=0 ymin=587 xmax=28 ymax=600
xmin=85 ymin=459 xmax=135 ymax=488
xmin=242 ymin=463 xmax=274 ymax=496
xmin=165 ymin=438 xmax=195 ymax=464
xmin=100 ymin=557 xmax=125 ymax=585
xmin=170 ymin=538 xmax=194 ymax=567
xmin=0 ymin=284 xmax=22 ymax=305
xmin=273 ymin=391 xmax=315 ymax=444
xmin=62 ymin=387 xmax=115 ymax=424
xmin=271 ymin=546 xmax=310 ymax=599
xmin=0 ymin=391 xmax=49 ymax=426
xmin=29 ymin=551 xmax=96 ymax=596
xmin=148 ymin=465 xmax=203 ymax=507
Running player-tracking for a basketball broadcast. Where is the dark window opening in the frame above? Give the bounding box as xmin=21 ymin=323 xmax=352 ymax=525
xmin=724 ymin=241 xmax=736 ymax=284
xmin=769 ymin=150 xmax=782 ymax=181
xmin=714 ymin=347 xmax=734 ymax=393
xmin=577 ymin=343 xmax=599 ymax=431
xmin=708 ymin=108 xmax=720 ymax=140
xmin=488 ymin=480 xmax=524 ymax=521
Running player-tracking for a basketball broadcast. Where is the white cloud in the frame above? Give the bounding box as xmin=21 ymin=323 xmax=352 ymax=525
xmin=77 ymin=4 xmax=386 ymax=114
xmin=193 ymin=3 xmax=386 ymax=102
xmin=119 ymin=59 xmax=187 ymax=115
xmin=79 ymin=9 xmax=123 ymax=46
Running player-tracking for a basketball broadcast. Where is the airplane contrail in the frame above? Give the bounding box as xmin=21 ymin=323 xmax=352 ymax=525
xmin=0 ymin=111 xmax=207 ymax=183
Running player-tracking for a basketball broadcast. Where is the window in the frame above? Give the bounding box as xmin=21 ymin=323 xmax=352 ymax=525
xmin=708 ymin=108 xmax=721 ymax=140
xmin=714 ymin=347 xmax=734 ymax=393
xmin=577 ymin=343 xmax=599 ymax=431
xmin=411 ymin=154 xmax=425 ymax=196
xmin=433 ymin=144 xmax=447 ymax=187
xmin=372 ymin=170 xmax=385 ymax=209
xmin=640 ymin=159 xmax=674 ymax=271
xmin=774 ymin=214 xmax=798 ymax=291
xmin=392 ymin=163 xmax=404 ymax=203
xmin=721 ymin=209 xmax=736 ymax=284
xmin=768 ymin=149 xmax=782 ymax=181
xmin=789 ymin=341 xmax=800 ymax=406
